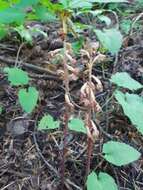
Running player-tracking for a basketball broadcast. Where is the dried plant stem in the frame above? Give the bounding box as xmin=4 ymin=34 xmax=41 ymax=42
xmin=86 ymin=117 xmax=94 ymax=177
xmin=85 ymin=59 xmax=94 ymax=176
xmin=60 ymin=17 xmax=70 ymax=188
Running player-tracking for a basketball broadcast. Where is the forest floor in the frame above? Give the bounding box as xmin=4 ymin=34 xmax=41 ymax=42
xmin=0 ymin=3 xmax=143 ymax=190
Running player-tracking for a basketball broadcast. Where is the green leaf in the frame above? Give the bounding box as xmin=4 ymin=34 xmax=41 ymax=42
xmin=0 ymin=8 xmax=25 ymax=24
xmin=18 ymin=87 xmax=38 ymax=113
xmin=110 ymin=72 xmax=143 ymax=90
xmin=15 ymin=25 xmax=33 ymax=44
xmin=14 ymin=0 xmax=39 ymax=9
xmin=72 ymin=37 xmax=84 ymax=53
xmin=97 ymin=15 xmax=111 ymax=26
xmin=120 ymin=19 xmax=131 ymax=34
xmin=95 ymin=28 xmax=123 ymax=54
xmin=4 ymin=67 xmax=29 ymax=86
xmin=0 ymin=0 xmax=10 ymax=11
xmin=103 ymin=141 xmax=141 ymax=166
xmin=69 ymin=0 xmax=92 ymax=9
xmin=114 ymin=90 xmax=143 ymax=134
xmin=68 ymin=118 xmax=86 ymax=134
xmin=89 ymin=0 xmax=127 ymax=2
xmin=87 ymin=171 xmax=118 ymax=190
xmin=38 ymin=114 xmax=60 ymax=130
xmin=35 ymin=6 xmax=57 ymax=22
xmin=59 ymin=0 xmax=70 ymax=9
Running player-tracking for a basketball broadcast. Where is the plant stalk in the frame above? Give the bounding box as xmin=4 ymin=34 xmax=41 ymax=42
xmin=60 ymin=15 xmax=70 ymax=189
xmin=85 ymin=59 xmax=94 ymax=177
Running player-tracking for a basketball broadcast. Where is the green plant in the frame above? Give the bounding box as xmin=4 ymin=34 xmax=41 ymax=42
xmin=4 ymin=67 xmax=39 ymax=114
xmin=111 ymin=72 xmax=143 ymax=134
xmin=87 ymin=171 xmax=118 ymax=190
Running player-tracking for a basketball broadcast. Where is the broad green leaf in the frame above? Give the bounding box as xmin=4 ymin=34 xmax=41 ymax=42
xmin=35 ymin=6 xmax=57 ymax=22
xmin=89 ymin=0 xmax=127 ymax=2
xmin=103 ymin=141 xmax=141 ymax=166
xmin=41 ymin=0 xmax=64 ymax=13
xmin=0 ymin=8 xmax=25 ymax=24
xmin=38 ymin=114 xmax=60 ymax=130
xmin=114 ymin=90 xmax=143 ymax=134
xmin=97 ymin=15 xmax=111 ymax=26
xmin=0 ymin=0 xmax=9 ymax=11
xmin=68 ymin=118 xmax=86 ymax=134
xmin=95 ymin=28 xmax=123 ymax=54
xmin=15 ymin=25 xmax=33 ymax=44
xmin=4 ymin=67 xmax=29 ymax=86
xmin=87 ymin=171 xmax=118 ymax=190
xmin=111 ymin=72 xmax=143 ymax=90
xmin=72 ymin=37 xmax=84 ymax=53
xmin=59 ymin=0 xmax=70 ymax=9
xmin=18 ymin=87 xmax=38 ymax=113
xmin=69 ymin=0 xmax=92 ymax=9
xmin=14 ymin=0 xmax=39 ymax=9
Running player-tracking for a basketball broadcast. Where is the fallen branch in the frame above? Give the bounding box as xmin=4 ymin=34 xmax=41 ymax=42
xmin=0 ymin=55 xmax=59 ymax=78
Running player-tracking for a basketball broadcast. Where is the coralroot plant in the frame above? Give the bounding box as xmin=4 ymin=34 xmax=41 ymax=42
xmin=80 ymin=45 xmax=105 ymax=176
xmin=59 ymin=13 xmax=74 ymax=187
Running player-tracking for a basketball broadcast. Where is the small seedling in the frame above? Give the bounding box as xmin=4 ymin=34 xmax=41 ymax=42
xmin=4 ymin=67 xmax=39 ymax=114
xmin=38 ymin=114 xmax=60 ymax=130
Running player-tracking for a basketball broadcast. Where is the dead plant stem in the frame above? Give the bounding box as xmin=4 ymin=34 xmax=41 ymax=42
xmin=86 ymin=59 xmax=94 ymax=177
xmin=60 ymin=17 xmax=70 ymax=189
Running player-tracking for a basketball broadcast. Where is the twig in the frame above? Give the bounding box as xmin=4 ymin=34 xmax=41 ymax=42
xmin=15 ymin=42 xmax=25 ymax=67
xmin=1 ymin=181 xmax=15 ymax=190
xmin=32 ymin=132 xmax=59 ymax=178
xmin=66 ymin=179 xmax=82 ymax=190
xmin=1 ymin=177 xmax=31 ymax=190
xmin=0 ymin=55 xmax=58 ymax=77
xmin=129 ymin=12 xmax=143 ymax=36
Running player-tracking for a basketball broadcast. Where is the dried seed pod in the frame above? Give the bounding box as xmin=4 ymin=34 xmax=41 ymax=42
xmin=80 ymin=49 xmax=90 ymax=60
xmin=66 ymin=53 xmax=77 ymax=64
xmin=68 ymin=73 xmax=79 ymax=81
xmin=94 ymin=102 xmax=102 ymax=112
xmin=92 ymin=53 xmax=106 ymax=65
xmin=56 ymin=69 xmax=64 ymax=79
xmin=92 ymin=75 xmax=103 ymax=92
xmin=80 ymin=82 xmax=88 ymax=98
xmin=65 ymin=93 xmax=74 ymax=109
xmin=91 ymin=120 xmax=99 ymax=140
xmin=85 ymin=124 xmax=94 ymax=142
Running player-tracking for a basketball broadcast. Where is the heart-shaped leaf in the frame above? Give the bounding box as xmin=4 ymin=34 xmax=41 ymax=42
xmin=4 ymin=67 xmax=29 ymax=86
xmin=111 ymin=72 xmax=143 ymax=90
xmin=68 ymin=118 xmax=86 ymax=134
xmin=18 ymin=87 xmax=38 ymax=113
xmin=87 ymin=171 xmax=118 ymax=190
xmin=95 ymin=28 xmax=123 ymax=54
xmin=114 ymin=91 xmax=143 ymax=134
xmin=38 ymin=114 xmax=60 ymax=130
xmin=0 ymin=8 xmax=25 ymax=24
xmin=103 ymin=141 xmax=141 ymax=166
